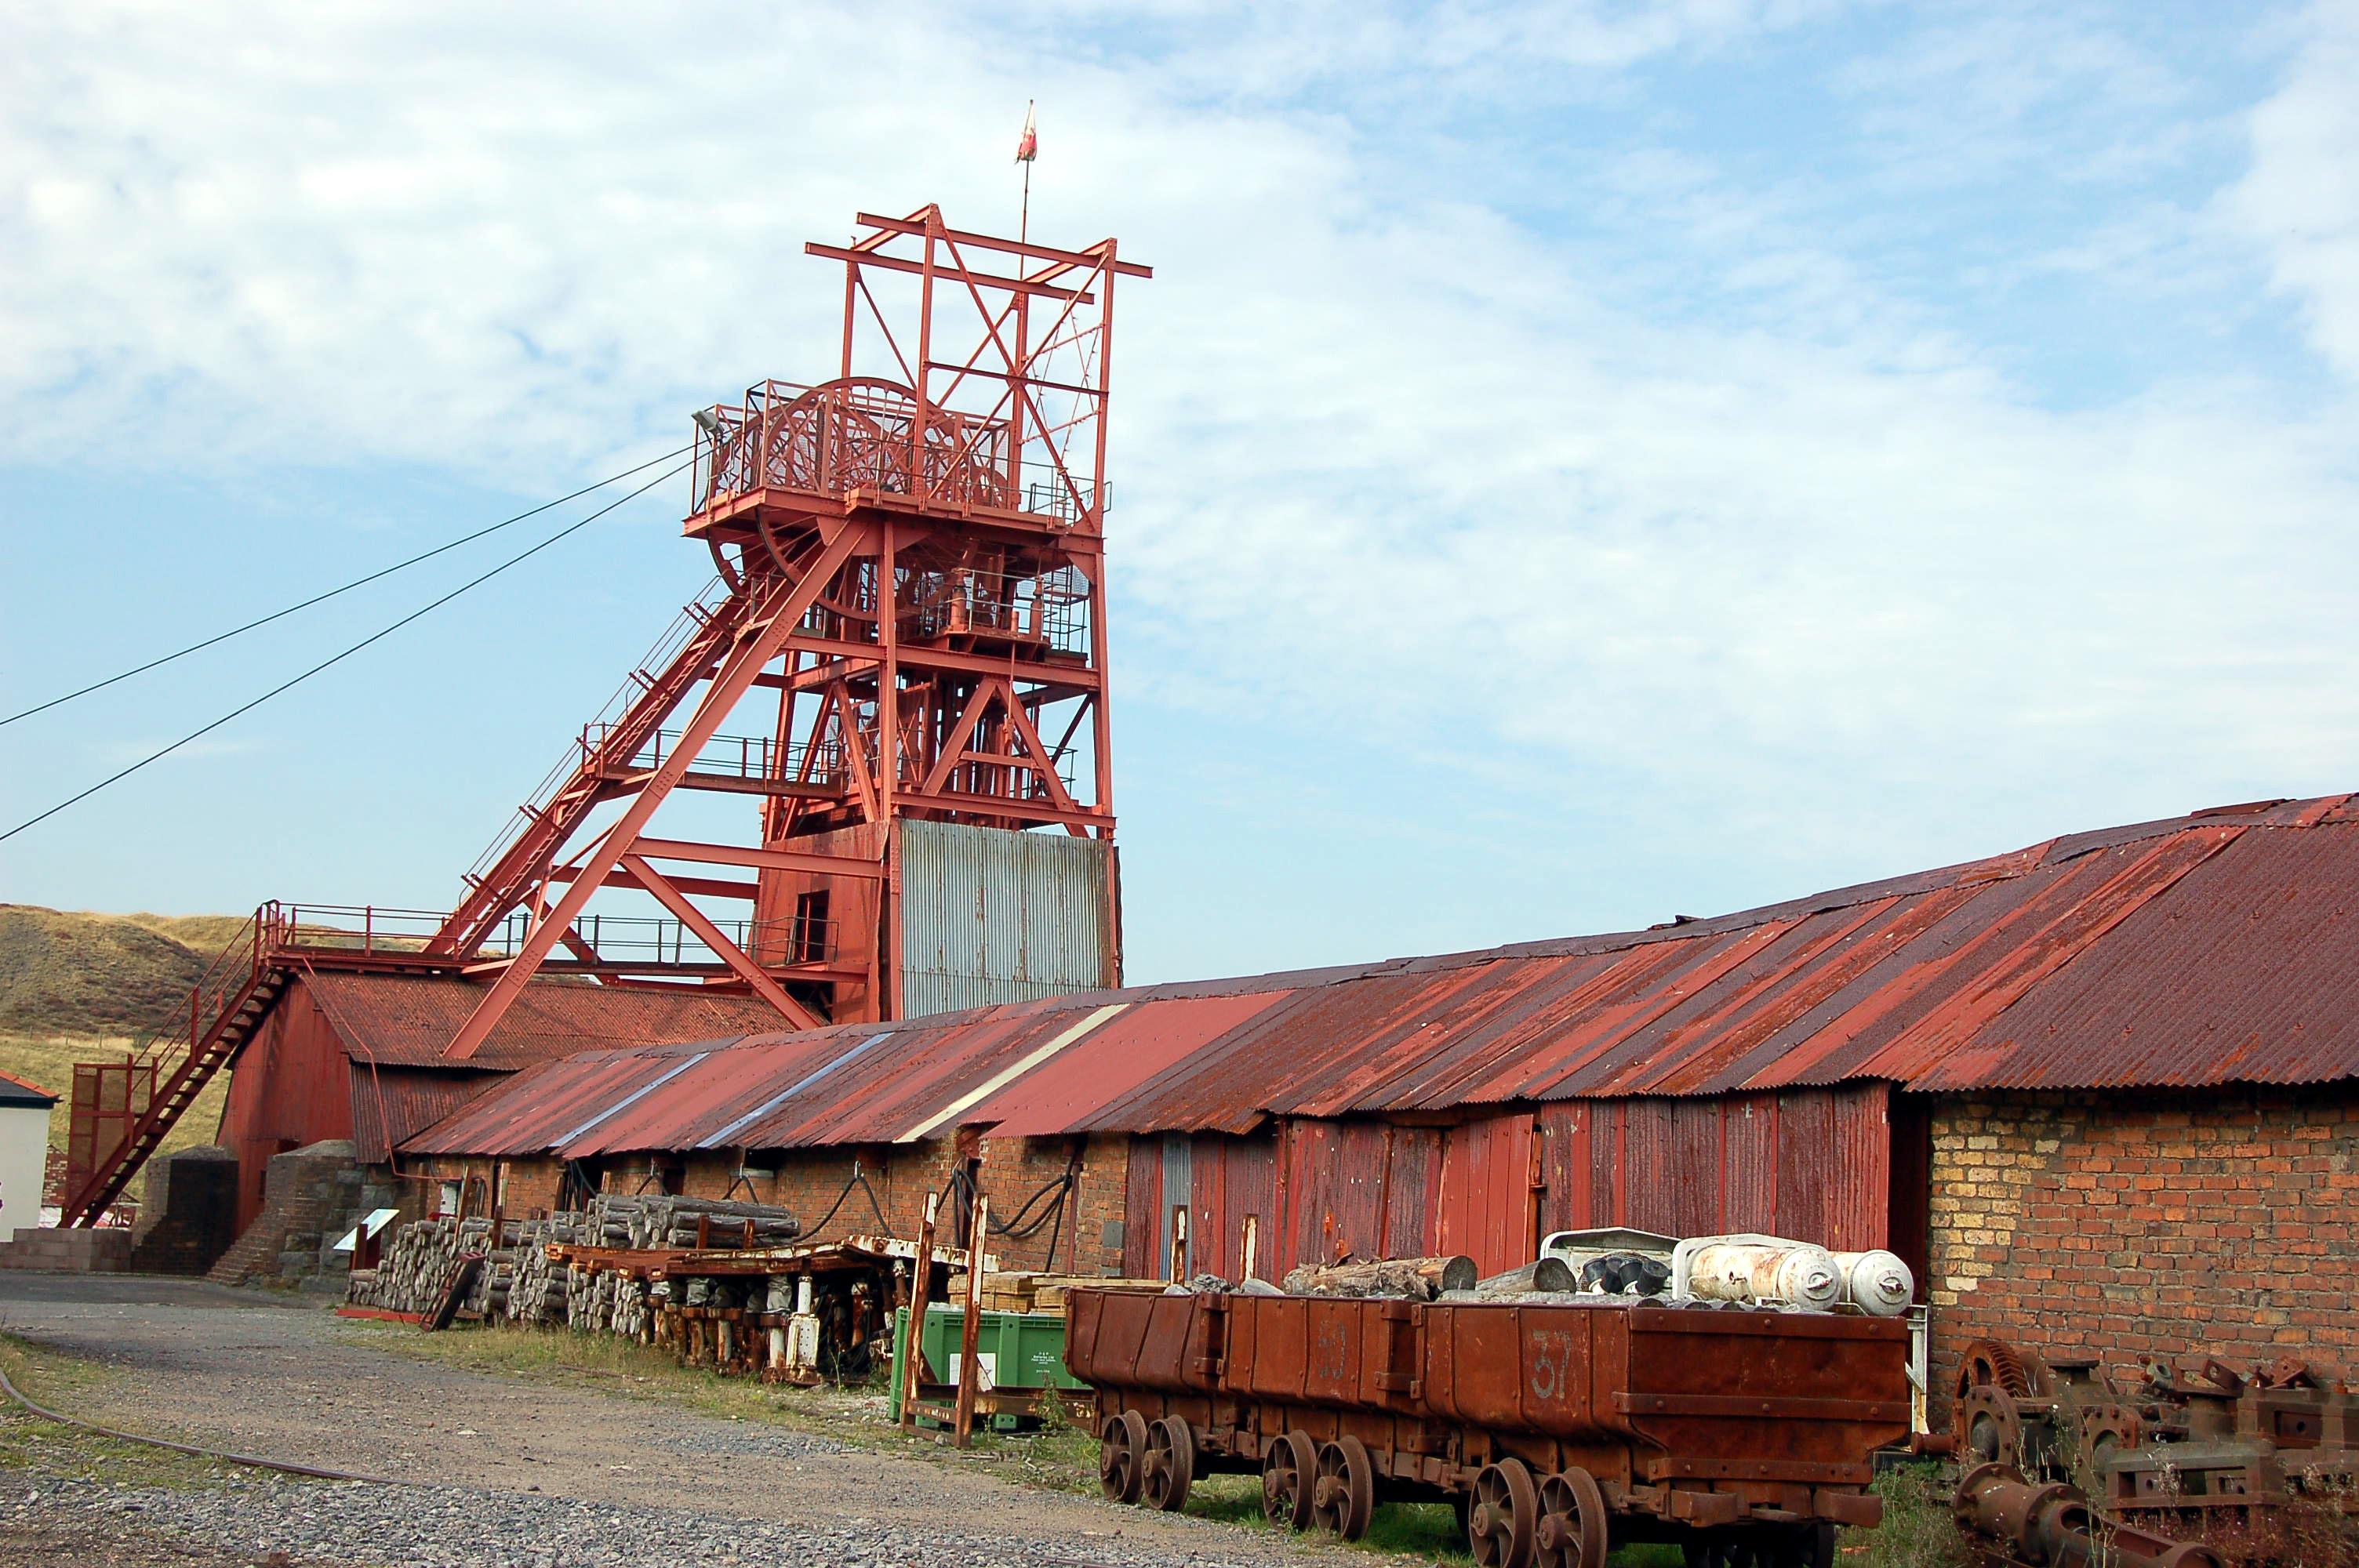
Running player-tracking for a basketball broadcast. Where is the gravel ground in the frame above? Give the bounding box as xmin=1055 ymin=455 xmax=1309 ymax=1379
xmin=0 ymin=1274 xmax=1356 ymax=1568
xmin=5 ymin=1467 xmax=1274 ymax=1568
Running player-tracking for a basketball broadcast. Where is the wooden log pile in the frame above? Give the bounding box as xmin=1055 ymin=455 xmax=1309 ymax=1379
xmin=1279 ymin=1254 xmax=1480 ymax=1301
xmin=347 ymin=1214 xmax=496 ymax=1315
xmin=503 ymin=1214 xmax=583 ymax=1325
xmin=588 ymin=1193 xmax=801 ymax=1250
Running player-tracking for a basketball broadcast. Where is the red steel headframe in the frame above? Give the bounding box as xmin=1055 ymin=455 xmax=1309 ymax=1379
xmin=431 ymin=205 xmax=1148 ymax=1060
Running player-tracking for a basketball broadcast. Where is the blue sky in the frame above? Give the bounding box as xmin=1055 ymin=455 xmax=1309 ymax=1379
xmin=4 ymin=1 xmax=2357 ymax=985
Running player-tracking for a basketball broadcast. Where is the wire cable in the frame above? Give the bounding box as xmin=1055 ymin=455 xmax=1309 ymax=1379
xmin=0 ymin=443 xmax=693 ymax=729
xmin=0 ymin=456 xmax=692 ymax=846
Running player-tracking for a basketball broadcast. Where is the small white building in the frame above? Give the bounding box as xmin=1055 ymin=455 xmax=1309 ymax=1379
xmin=0 ymin=1069 xmax=60 ymax=1232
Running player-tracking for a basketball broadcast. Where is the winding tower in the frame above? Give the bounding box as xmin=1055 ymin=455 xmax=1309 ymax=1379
xmin=431 ymin=206 xmax=1149 ymax=1056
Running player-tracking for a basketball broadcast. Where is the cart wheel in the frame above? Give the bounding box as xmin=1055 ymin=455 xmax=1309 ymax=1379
xmin=1099 ymin=1409 xmax=1148 ymax=1503
xmin=1535 ymin=1467 xmax=1608 ymax=1568
xmin=1311 ymin=1435 xmax=1376 ymax=1540
xmin=1143 ymin=1414 xmax=1196 ymax=1512
xmin=1468 ymin=1457 xmax=1539 ymax=1568
xmin=1263 ymin=1428 xmax=1317 ymax=1530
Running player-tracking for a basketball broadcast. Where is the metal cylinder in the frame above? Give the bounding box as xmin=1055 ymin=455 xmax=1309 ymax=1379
xmin=1685 ymin=1240 xmax=1842 ymax=1309
xmin=1832 ymin=1249 xmax=1914 ymax=1316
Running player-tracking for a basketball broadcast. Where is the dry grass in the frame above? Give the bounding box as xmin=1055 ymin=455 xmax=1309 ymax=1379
xmin=0 ymin=905 xmax=235 ymax=1037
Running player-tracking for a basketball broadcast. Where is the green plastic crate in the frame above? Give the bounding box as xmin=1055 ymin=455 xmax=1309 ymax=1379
xmin=889 ymin=1304 xmax=1085 ymax=1428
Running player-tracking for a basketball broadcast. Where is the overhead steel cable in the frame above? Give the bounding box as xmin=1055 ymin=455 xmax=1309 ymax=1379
xmin=0 ymin=455 xmax=695 ymax=846
xmin=0 ymin=442 xmax=694 ymax=729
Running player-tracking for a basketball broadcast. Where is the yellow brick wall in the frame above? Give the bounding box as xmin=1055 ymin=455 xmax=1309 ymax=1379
xmin=1926 ymin=1087 xmax=2358 ymax=1417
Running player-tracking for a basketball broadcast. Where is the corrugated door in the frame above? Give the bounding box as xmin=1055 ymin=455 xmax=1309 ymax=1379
xmin=1434 ymin=1112 xmax=1536 ymax=1274
xmin=1721 ymin=1095 xmax=1779 ymax=1232
xmin=1536 ymin=1102 xmax=1595 ymax=1233
xmin=1383 ymin=1127 xmax=1444 ymax=1258
xmin=1160 ymin=1134 xmax=1193 ymax=1279
xmin=898 ymin=819 xmax=1114 ymax=1018
xmin=1189 ymin=1131 xmax=1278 ymax=1282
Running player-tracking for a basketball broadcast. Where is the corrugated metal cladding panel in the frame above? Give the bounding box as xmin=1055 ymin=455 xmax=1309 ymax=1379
xmin=1533 ymin=1084 xmax=1888 ymax=1250
xmin=1910 ymin=821 xmax=2359 ymax=1090
xmin=305 ymin=971 xmax=782 ymax=1069
xmin=898 ymin=820 xmax=1113 ymax=1018
xmin=1159 ymin=1134 xmax=1193 ymax=1277
xmin=347 ymin=1068 xmax=499 ymax=1163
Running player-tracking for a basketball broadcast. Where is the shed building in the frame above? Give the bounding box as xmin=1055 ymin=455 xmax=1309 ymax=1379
xmin=403 ymin=793 xmax=2359 ymax=1406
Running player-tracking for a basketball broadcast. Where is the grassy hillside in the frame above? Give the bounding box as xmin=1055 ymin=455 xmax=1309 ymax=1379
xmin=0 ymin=904 xmax=249 ymax=1037
xmin=0 ymin=906 xmax=247 ymax=1166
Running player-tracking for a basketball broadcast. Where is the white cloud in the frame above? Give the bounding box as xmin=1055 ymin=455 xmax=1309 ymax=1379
xmin=2227 ymin=0 xmax=2359 ymax=382
xmin=3 ymin=0 xmax=2356 ymax=915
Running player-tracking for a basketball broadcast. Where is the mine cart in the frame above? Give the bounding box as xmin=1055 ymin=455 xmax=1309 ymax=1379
xmin=1064 ymin=1286 xmax=1910 ymax=1568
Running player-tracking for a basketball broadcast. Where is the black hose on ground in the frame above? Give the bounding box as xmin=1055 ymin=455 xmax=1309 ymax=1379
xmin=0 ymin=1359 xmax=407 ymax=1486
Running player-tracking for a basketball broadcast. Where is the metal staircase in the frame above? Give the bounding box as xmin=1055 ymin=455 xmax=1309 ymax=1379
xmin=60 ymin=909 xmax=284 ymax=1226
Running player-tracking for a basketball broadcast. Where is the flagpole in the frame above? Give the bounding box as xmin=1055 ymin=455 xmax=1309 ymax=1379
xmin=1020 ymin=158 xmax=1030 ymax=249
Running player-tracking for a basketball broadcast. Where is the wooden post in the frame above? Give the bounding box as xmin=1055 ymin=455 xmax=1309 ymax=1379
xmin=901 ymin=1191 xmax=939 ymax=1433
xmin=1241 ymin=1213 xmax=1259 ymax=1283
xmin=954 ymin=1193 xmax=990 ymax=1448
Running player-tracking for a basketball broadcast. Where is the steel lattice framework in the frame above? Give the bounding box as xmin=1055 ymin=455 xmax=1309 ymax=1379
xmin=431 ymin=205 xmax=1149 ymax=1058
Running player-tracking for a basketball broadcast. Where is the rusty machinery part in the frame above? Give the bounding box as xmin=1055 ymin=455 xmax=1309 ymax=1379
xmin=1262 ymin=1428 xmax=1318 ymax=1530
xmin=1961 ymin=1385 xmax=2032 ymax=1470
xmin=1468 ymin=1457 xmax=1540 ymax=1568
xmin=1312 ymin=1436 xmax=1377 ymax=1541
xmin=1955 ymin=1461 xmax=2220 ymax=1568
xmin=1099 ymin=1409 xmax=1147 ymax=1504
xmin=1959 ymin=1338 xmax=2051 ymax=1403
xmin=1141 ymin=1414 xmax=1195 ymax=1512
xmin=1533 ymin=1467 xmax=1610 ymax=1568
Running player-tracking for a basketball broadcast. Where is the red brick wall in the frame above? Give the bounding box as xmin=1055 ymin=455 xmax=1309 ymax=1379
xmin=1928 ymin=1087 xmax=2358 ymax=1411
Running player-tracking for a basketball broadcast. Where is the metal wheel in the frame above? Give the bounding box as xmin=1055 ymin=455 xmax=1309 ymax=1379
xmin=1534 ymin=1467 xmax=1608 ymax=1568
xmin=1143 ymin=1414 xmax=1196 ymax=1512
xmin=1467 ymin=1457 xmax=1539 ymax=1568
xmin=1262 ymin=1428 xmax=1317 ymax=1530
xmin=1099 ymin=1409 xmax=1147 ymax=1503
xmin=1310 ymin=1435 xmax=1376 ymax=1540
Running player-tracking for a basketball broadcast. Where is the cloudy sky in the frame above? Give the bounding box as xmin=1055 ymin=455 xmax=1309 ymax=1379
xmin=3 ymin=0 xmax=2356 ymax=983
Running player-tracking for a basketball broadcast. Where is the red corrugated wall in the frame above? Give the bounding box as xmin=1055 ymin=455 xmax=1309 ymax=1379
xmin=1536 ymin=1082 xmax=1891 ymax=1250
xmin=1126 ymin=1083 xmax=1892 ymax=1282
xmin=216 ymin=978 xmax=358 ymax=1230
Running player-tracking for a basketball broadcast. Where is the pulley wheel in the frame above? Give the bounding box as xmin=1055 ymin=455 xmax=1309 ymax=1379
xmin=1143 ymin=1414 xmax=1196 ymax=1512
xmin=1099 ymin=1409 xmax=1148 ymax=1503
xmin=1262 ymin=1428 xmax=1317 ymax=1530
xmin=1534 ymin=1466 xmax=1608 ymax=1568
xmin=1468 ymin=1457 xmax=1539 ymax=1568
xmin=1311 ymin=1435 xmax=1377 ymax=1540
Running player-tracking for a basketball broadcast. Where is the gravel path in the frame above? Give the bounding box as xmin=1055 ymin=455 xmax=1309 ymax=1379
xmin=0 ymin=1274 xmax=1357 ymax=1568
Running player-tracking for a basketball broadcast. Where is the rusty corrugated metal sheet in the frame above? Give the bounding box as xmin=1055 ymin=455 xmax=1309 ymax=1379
xmin=402 ymin=796 xmax=2359 ymax=1163
xmin=307 ymin=971 xmax=781 ymax=1070
xmin=347 ymin=1067 xmax=500 ymax=1163
xmin=899 ymin=819 xmax=1114 ymax=1016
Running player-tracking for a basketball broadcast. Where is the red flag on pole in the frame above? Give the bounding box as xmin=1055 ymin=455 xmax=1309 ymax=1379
xmin=1015 ymin=101 xmax=1038 ymax=163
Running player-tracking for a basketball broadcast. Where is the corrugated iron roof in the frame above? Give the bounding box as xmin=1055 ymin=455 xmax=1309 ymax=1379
xmin=302 ymin=971 xmax=783 ymax=1071
xmin=347 ymin=1066 xmax=501 ymax=1163
xmin=402 ymin=794 xmax=2359 ymax=1160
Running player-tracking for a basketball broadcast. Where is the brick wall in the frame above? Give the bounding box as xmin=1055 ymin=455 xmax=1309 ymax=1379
xmin=1928 ymin=1087 xmax=2358 ymax=1411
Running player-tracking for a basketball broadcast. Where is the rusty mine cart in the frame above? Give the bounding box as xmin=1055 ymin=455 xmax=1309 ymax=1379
xmin=1063 ymin=1285 xmax=1910 ymax=1568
